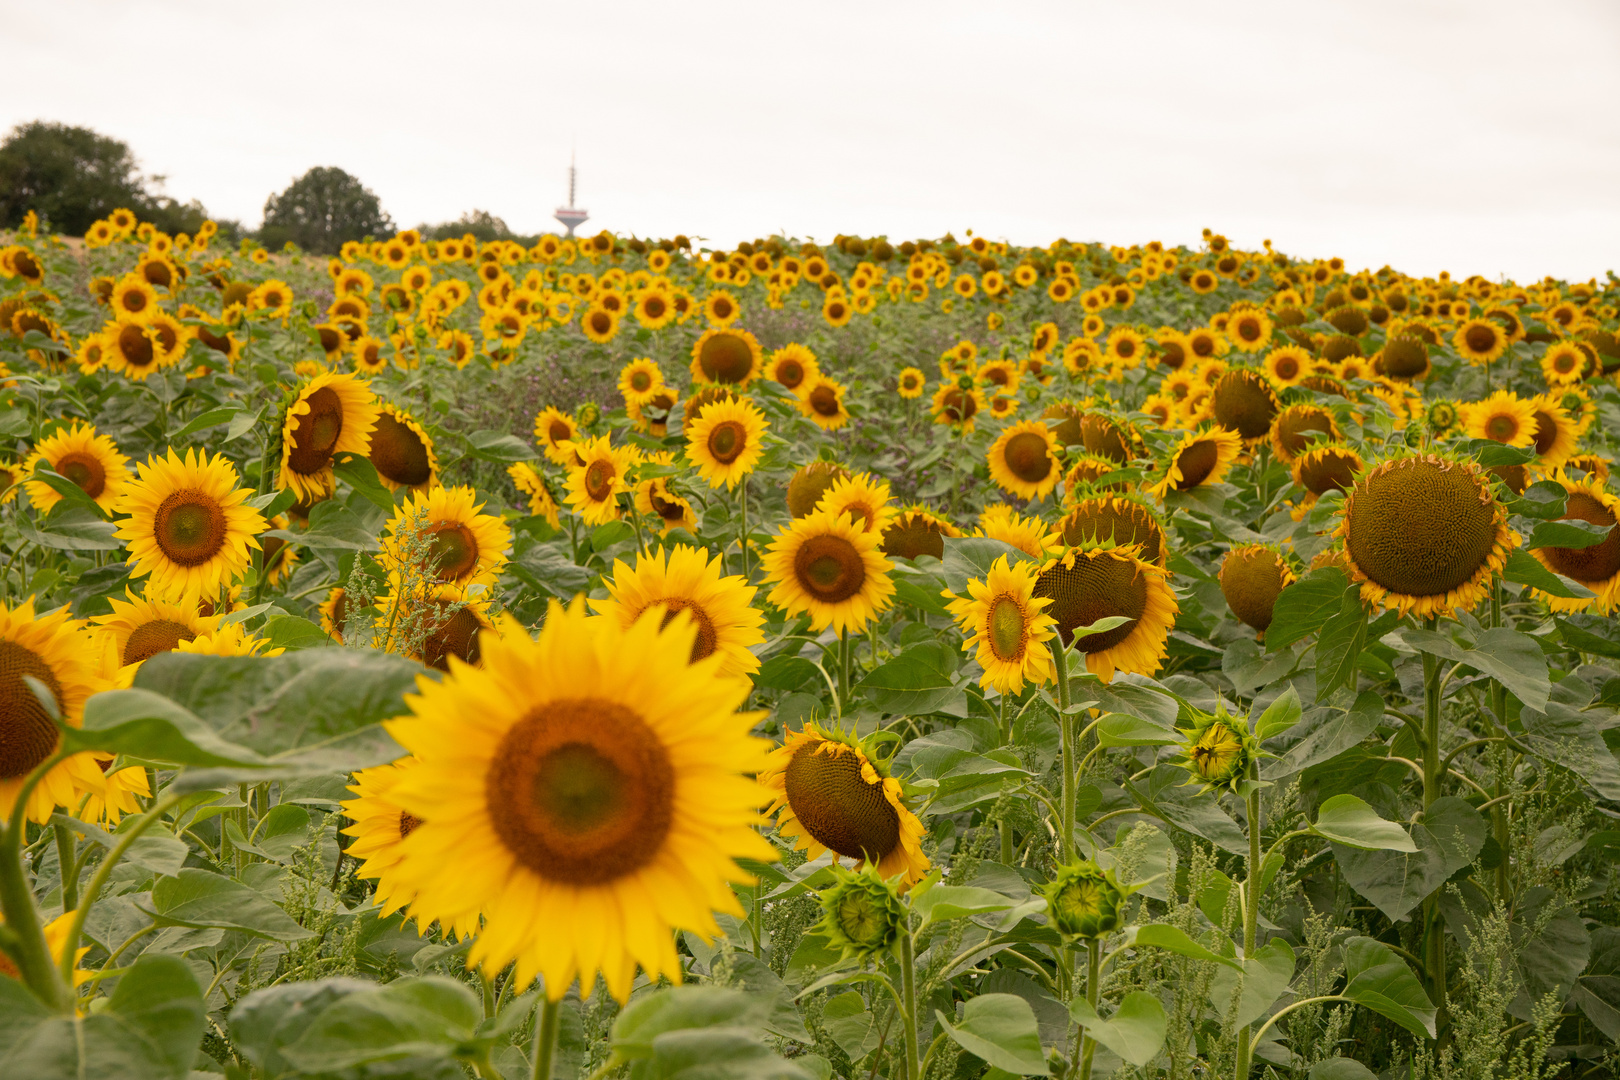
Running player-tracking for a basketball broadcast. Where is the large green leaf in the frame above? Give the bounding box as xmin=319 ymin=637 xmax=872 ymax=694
xmin=18 ymin=501 xmax=122 ymax=550
xmin=911 ymin=883 xmax=1019 ymax=927
xmin=610 ymin=986 xmax=773 ymax=1062
xmin=230 ymin=978 xmax=376 ymax=1078
xmin=1253 ymin=686 xmax=1303 ymax=741
xmin=1504 ymin=549 xmax=1594 ymax=600
xmin=1265 ymin=568 xmax=1350 ymax=650
xmin=858 ymin=642 xmax=961 ymax=715
xmin=1309 ymin=794 xmax=1417 ymax=852
xmin=939 ymin=536 xmax=1034 ymax=594
xmin=1126 ymin=924 xmax=1243 ymax=970
xmin=1310 ymin=1057 xmax=1378 ymax=1079
xmin=1263 ymin=691 xmax=1383 ymax=779
xmin=1518 ymin=696 xmax=1620 ymax=801
xmin=1068 ymin=992 xmax=1166 ymax=1066
xmin=149 ymin=869 xmax=314 ymax=941
xmin=278 ymin=977 xmax=482 ymax=1072
xmin=1340 ymin=937 xmax=1436 ymax=1038
xmin=1526 ymin=518 xmax=1613 ymax=550
xmin=1208 ymin=939 xmax=1296 ymax=1030
xmin=68 ymin=688 xmax=270 ymax=767
xmin=1333 ymin=797 xmax=1486 ymax=921
xmin=1097 ymin=711 xmax=1180 ymax=747
xmin=1313 ymin=594 xmax=1367 ymax=702
xmin=936 ymin=993 xmax=1048 ymax=1075
xmin=1397 ymin=625 xmax=1550 ymax=712
xmin=1127 ymin=765 xmax=1249 ymax=855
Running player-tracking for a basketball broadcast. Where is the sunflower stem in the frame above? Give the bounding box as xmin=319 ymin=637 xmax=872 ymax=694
xmin=53 ymin=823 xmax=78 ymax=913
xmin=0 ymin=752 xmax=73 ymax=1012
xmin=1488 ymin=582 xmax=1511 ymax=903
xmin=838 ymin=630 xmax=852 ymax=716
xmin=1418 ymin=616 xmax=1448 ymax=1022
xmin=1232 ymin=761 xmax=1262 ymax=1080
xmin=1078 ymin=939 xmax=1102 ymax=1080
xmin=738 ymin=477 xmax=750 ymax=580
xmin=530 ymin=995 xmax=562 ymax=1080
xmin=1054 ymin=635 xmax=1075 ymax=863
xmin=899 ymin=927 xmax=921 ymax=1080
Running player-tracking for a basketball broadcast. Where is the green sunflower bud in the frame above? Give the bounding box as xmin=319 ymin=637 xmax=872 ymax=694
xmin=816 ymin=863 xmax=906 ymax=961
xmin=576 ymin=401 xmax=601 ymax=428
xmin=1175 ymin=704 xmax=1257 ymax=794
xmin=957 ymin=374 xmax=977 ymax=392
xmin=1425 ymin=399 xmax=1459 ymax=437
xmin=1041 ymin=861 xmax=1126 ymax=942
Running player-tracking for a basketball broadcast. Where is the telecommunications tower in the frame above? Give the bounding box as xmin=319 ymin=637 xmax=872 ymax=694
xmin=554 ymin=154 xmax=588 ymax=237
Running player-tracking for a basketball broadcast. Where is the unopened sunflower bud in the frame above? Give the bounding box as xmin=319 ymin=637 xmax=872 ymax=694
xmin=1176 ymin=706 xmax=1256 ymax=794
xmin=1041 ymin=861 xmax=1126 ymax=942
xmin=816 ymin=863 xmax=906 ymax=961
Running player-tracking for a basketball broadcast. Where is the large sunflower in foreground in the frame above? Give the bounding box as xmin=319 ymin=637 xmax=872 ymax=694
xmin=1148 ymin=425 xmax=1242 ymax=497
xmin=946 ymin=555 xmax=1058 ymax=693
xmin=384 ymin=600 xmax=775 ymax=1002
xmin=368 ymin=404 xmax=438 ymax=494
xmin=565 ymin=435 xmax=638 ymax=526
xmin=689 ymin=326 xmax=764 ymax=386
xmin=1528 ymin=472 xmax=1620 ymax=614
xmin=22 ymin=421 xmax=131 ymax=514
xmin=93 ymin=589 xmax=221 ymax=675
xmin=685 ymin=397 xmax=768 ymax=490
xmin=278 ymin=372 xmax=381 ymax=502
xmin=762 ymin=508 xmax=895 ymax=634
xmin=592 ymin=544 xmax=766 ymax=681
xmin=115 ymin=449 xmax=267 ymax=601
xmin=987 ymin=420 xmax=1061 ymax=502
xmin=761 ymin=726 xmax=928 ymax=888
xmin=1033 ymin=545 xmax=1178 ymax=682
xmin=1338 ymin=451 xmax=1514 ymax=617
xmin=0 ymin=599 xmax=107 ymax=825
xmin=1462 ymin=390 xmax=1536 ymax=448
xmin=382 ymin=485 xmax=511 ymax=589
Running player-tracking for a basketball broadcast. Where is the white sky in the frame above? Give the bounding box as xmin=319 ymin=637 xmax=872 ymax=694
xmin=5 ymin=0 xmax=1619 ymax=282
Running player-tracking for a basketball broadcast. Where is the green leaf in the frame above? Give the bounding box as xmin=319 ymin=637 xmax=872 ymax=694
xmin=1265 ymin=568 xmax=1350 ymax=650
xmin=859 ymin=642 xmax=961 ymax=715
xmin=609 ymin=985 xmax=772 ymax=1063
xmin=1263 ymin=691 xmax=1383 ymax=779
xmin=940 ymin=536 xmax=1034 ymax=595
xmin=149 ymin=868 xmax=314 ymax=941
xmin=820 ymin=992 xmax=878 ymax=1061
xmin=1253 ymin=686 xmax=1303 ymax=741
xmin=68 ymin=688 xmax=269 ymax=767
xmin=1397 ymin=625 xmax=1550 ymax=713
xmin=261 ymin=614 xmax=335 ymax=651
xmin=1333 ymin=797 xmax=1486 ymax=921
xmin=1504 ymin=549 xmax=1594 ymax=599
xmin=1097 ymin=711 xmax=1180 ymax=747
xmin=1526 ymin=518 xmax=1613 ymax=550
xmin=1127 ymin=765 xmax=1249 ymax=855
xmin=1340 ymin=936 xmax=1437 ymax=1038
xmin=467 ymin=430 xmax=534 ymax=462
xmin=1313 ymin=594 xmax=1366 ymax=702
xmin=1519 ymin=696 xmax=1620 ymax=800
xmin=268 ymin=500 xmax=377 ymax=552
xmin=171 ymin=405 xmax=242 ymax=441
xmin=231 ymin=979 xmax=376 ymax=1078
xmin=1309 ymin=794 xmax=1417 ymax=852
xmin=332 ymin=453 xmax=398 ymax=513
xmin=279 ymin=976 xmax=482 ymax=1072
xmin=29 ymin=465 xmax=105 ymax=515
xmin=57 ymin=815 xmax=190 ymax=877
xmin=935 ymin=994 xmax=1048 ymax=1075
xmin=1068 ymin=991 xmax=1166 ymax=1067
xmin=1125 ymin=924 xmax=1243 ymax=970
xmin=1310 ymin=1058 xmax=1378 ymax=1079
xmin=1555 ymin=613 xmax=1620 ymax=659
xmin=225 ymin=406 xmax=266 ymax=443
xmin=1463 ymin=438 xmax=1536 ymax=467
xmin=753 ymin=655 xmax=821 ymax=692
xmin=17 ymin=502 xmax=122 ymax=550
xmin=911 ymin=883 xmax=1017 ymax=926
xmin=1208 ymin=939 xmax=1295 ymax=1030
xmin=591 ymin=520 xmax=635 ymax=550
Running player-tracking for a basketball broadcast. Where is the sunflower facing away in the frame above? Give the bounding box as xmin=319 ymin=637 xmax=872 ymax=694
xmin=278 ymin=372 xmax=381 ymax=502
xmin=368 ymin=404 xmax=438 ymax=493
xmin=591 ymin=544 xmax=766 ymax=681
xmin=1219 ymin=544 xmax=1296 ymax=638
xmin=1033 ymin=544 xmax=1179 ymax=682
xmin=762 ymin=508 xmax=896 ymax=634
xmin=508 ymin=462 xmax=561 ymax=529
xmin=987 ymin=420 xmax=1061 ymax=502
xmin=879 ymin=506 xmax=960 ymax=562
xmin=1338 ymin=451 xmax=1514 ymax=617
xmin=1055 ymin=495 xmax=1168 ymax=567
xmin=689 ymin=326 xmax=764 ymax=386
xmin=115 ymin=448 xmax=267 ymax=602
xmin=946 ymin=555 xmax=1058 ymax=693
xmin=1528 ymin=472 xmax=1620 ymax=614
xmin=0 ymin=599 xmax=107 ymax=825
xmin=381 ymin=485 xmax=512 ymax=590
xmin=565 ymin=435 xmax=638 ymax=526
xmin=1148 ymin=425 xmax=1243 ymax=497
xmin=685 ymin=397 xmax=768 ymax=490
xmin=761 ymin=726 xmax=929 ymax=888
xmin=383 ymin=599 xmax=775 ymax=1002
xmin=22 ymin=421 xmax=131 ymax=514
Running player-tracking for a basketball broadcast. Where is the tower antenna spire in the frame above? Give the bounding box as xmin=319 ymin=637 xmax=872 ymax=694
xmin=555 ymin=146 xmax=588 ymax=238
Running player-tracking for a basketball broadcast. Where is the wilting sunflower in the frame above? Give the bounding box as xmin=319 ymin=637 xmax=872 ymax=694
xmin=799 ymin=376 xmax=852 ymax=431
xmin=1033 ymin=545 xmax=1178 ymax=682
xmin=1149 ymin=425 xmax=1243 ymax=497
xmin=931 ymin=381 xmax=986 ymax=431
xmin=686 ymin=397 xmax=767 ymax=490
xmin=566 ymin=435 xmax=637 ymax=526
xmin=383 ymin=600 xmax=774 ymax=1001
xmin=1452 ymin=318 xmax=1508 ymax=365
xmin=1379 ymin=335 xmax=1432 ymax=381
xmin=1219 ymin=545 xmax=1295 ymax=638
xmin=618 ymin=358 xmax=664 ymax=407
xmin=1461 ymin=390 xmax=1537 ymax=448
xmin=975 ymin=504 xmax=1058 ymax=560
xmin=1525 ymin=393 xmax=1578 ymax=468
xmin=946 ymin=555 xmax=1057 ymax=693
xmin=690 ymin=326 xmax=764 ymax=386
xmin=1529 ymin=472 xmax=1620 ymax=614
xmin=879 ymin=506 xmax=960 ymax=561
xmin=1270 ymin=404 xmax=1340 ymax=463
xmin=762 ymin=508 xmax=895 ymax=634
xmin=533 ymin=406 xmax=580 ymax=465
xmin=766 ymin=343 xmax=819 ymax=393
xmin=761 ymin=726 xmax=928 ymax=887
xmin=115 ymin=449 xmax=265 ymax=601
xmin=1210 ymin=368 xmax=1280 ymax=442
xmin=382 ymin=485 xmax=511 ymax=589
xmin=1338 ymin=451 xmax=1514 ymax=617
xmin=367 ymin=404 xmax=437 ymax=494
xmin=278 ymin=372 xmax=380 ymax=502
xmin=987 ymin=420 xmax=1061 ymax=502
xmin=22 ymin=421 xmax=131 ymax=514
xmin=1056 ymin=495 xmax=1168 ymax=567
xmin=508 ymin=462 xmax=561 ymax=529
xmin=592 ymin=545 xmax=765 ymax=681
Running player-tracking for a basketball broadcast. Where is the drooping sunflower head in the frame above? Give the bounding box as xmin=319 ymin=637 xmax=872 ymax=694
xmin=278 ymin=372 xmax=381 ymax=502
xmin=1175 ymin=701 xmax=1258 ymax=794
xmin=1210 ymin=368 xmax=1280 ymax=442
xmin=1042 ymin=861 xmax=1129 ymax=942
xmin=1055 ymin=495 xmax=1167 ymax=567
xmin=113 ymin=448 xmax=267 ymax=602
xmin=22 ymin=421 xmax=132 ymax=514
xmin=689 ymin=326 xmax=764 ymax=386
xmin=1461 ymin=390 xmax=1537 ymax=449
xmin=1219 ymin=544 xmax=1296 ymax=637
xmin=368 ymin=404 xmax=438 ymax=493
xmin=1062 ymin=454 xmax=1132 ymax=498
xmin=1269 ymin=403 xmax=1339 ymax=463
xmin=761 ymin=725 xmax=928 ymax=888
xmin=1033 ymin=544 xmax=1178 ymax=682
xmin=591 ymin=544 xmax=765 ymax=681
xmin=816 ymin=863 xmax=908 ymax=960
xmin=508 ymin=462 xmax=561 ymax=529
xmin=1078 ymin=413 xmax=1137 ymax=464
xmin=762 ymin=508 xmax=896 ymax=635
xmin=1148 ymin=425 xmax=1243 ymax=498
xmin=880 ymin=506 xmax=960 ymax=562
xmin=685 ymin=396 xmax=768 ymax=490
xmin=1290 ymin=445 xmax=1364 ymax=516
xmin=786 ymin=460 xmax=850 ymax=518
xmin=945 ymin=554 xmax=1058 ymax=693
xmin=1337 ymin=450 xmax=1514 ymax=618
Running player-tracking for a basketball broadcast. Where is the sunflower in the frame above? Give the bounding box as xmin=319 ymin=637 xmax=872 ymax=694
xmin=319 ymin=586 xmax=352 ymax=643
xmin=1055 ymin=495 xmax=1167 ymax=567
xmin=101 ymin=318 xmax=166 ymax=380
xmin=508 ymin=462 xmax=561 ymax=529
xmin=686 ymin=397 xmax=767 ymax=490
xmin=1104 ymin=327 xmax=1146 ymax=371
xmin=376 ymin=587 xmax=493 ymax=670
xmin=1461 ymin=390 xmax=1537 ymax=448
xmin=633 ymin=287 xmax=676 ymax=330
xmin=592 ymin=545 xmax=765 ymax=681
xmin=1227 ymin=308 xmax=1273 ymax=353
xmin=1338 ymin=451 xmax=1514 ymax=617
xmin=115 ymin=449 xmax=266 ymax=602
xmin=248 ymin=280 xmax=294 ymax=320
xmin=0 ymin=461 xmax=21 ymax=504
xmin=1378 ymin=336 xmax=1431 ymax=381
xmin=762 ymin=509 xmax=895 ymax=634
xmin=1062 ymin=454 xmax=1131 ymax=497
xmin=1529 ymin=473 xmax=1620 ymax=614
xmin=799 ymin=376 xmax=852 ymax=431
xmin=533 ymin=406 xmax=580 ymax=465
xmin=1262 ymin=345 xmax=1311 ymax=387
xmin=975 ymin=504 xmax=1058 ymax=560
xmin=946 ymin=555 xmax=1058 ymax=693
xmin=109 ymin=276 xmax=160 ymax=323
xmin=978 ymin=359 xmax=1021 ymax=395
xmin=351 ymin=335 xmax=389 ymax=375
xmin=362 ymin=403 xmax=437 ymax=495
xmin=1290 ymin=445 xmax=1364 ymax=517
xmin=897 ymin=367 xmax=926 ymax=399
xmin=1526 ymin=393 xmax=1578 ymax=469
xmin=690 ymin=327 xmax=764 ymax=386
xmin=988 ymin=395 xmax=1018 ymax=420
xmin=79 ymin=753 xmax=151 ymax=827
xmin=761 ymin=727 xmax=928 ymax=887
xmin=1033 ymin=545 xmax=1178 ymax=682
xmin=879 ymin=506 xmax=960 ymax=561
xmin=786 ymin=461 xmax=850 ymax=518
xmin=0 ymin=599 xmax=107 ymax=825
xmin=278 ymin=372 xmax=381 ymax=502
xmin=22 ymin=422 xmax=131 ymax=515
xmin=1210 ymin=368 xmax=1280 ymax=442
xmin=1539 ymin=341 xmax=1587 ymax=386
xmin=1219 ymin=545 xmax=1295 ymax=638
xmin=1565 ymin=453 xmax=1610 ymax=483
xmin=381 ymin=485 xmax=511 ymax=589
xmin=93 ymin=589 xmax=221 ymax=674
xmin=986 ymin=420 xmax=1061 ymax=502
xmin=617 ymin=358 xmax=664 ymax=409
xmin=565 ymin=435 xmax=637 ymax=526
xmin=931 ymin=381 xmax=986 ymax=432
xmin=636 ymin=471 xmax=698 ymax=536
xmin=1453 ymin=318 xmax=1508 ymax=365
xmin=382 ymin=599 xmax=773 ymax=1000
xmin=816 ymin=472 xmax=898 ymax=536
xmin=579 ymin=305 xmax=618 ymax=343
xmin=1270 ymin=403 xmax=1340 ymax=463
xmin=761 ymin=344 xmax=817 ymax=393
xmin=1149 ymin=425 xmax=1243 ymax=497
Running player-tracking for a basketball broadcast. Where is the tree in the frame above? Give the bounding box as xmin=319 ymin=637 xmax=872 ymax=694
xmin=0 ymin=121 xmax=151 ymax=235
xmin=421 ymin=209 xmax=531 ymax=245
xmin=260 ymin=167 xmax=393 ymax=254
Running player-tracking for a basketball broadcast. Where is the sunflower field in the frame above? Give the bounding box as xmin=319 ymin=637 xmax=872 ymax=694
xmin=0 ymin=208 xmax=1619 ymax=1080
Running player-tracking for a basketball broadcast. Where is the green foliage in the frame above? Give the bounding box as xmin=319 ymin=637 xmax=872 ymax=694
xmin=259 ymin=166 xmax=394 ymax=254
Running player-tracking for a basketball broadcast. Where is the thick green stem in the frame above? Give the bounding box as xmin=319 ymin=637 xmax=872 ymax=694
xmin=531 ymin=996 xmax=562 ymax=1080
xmin=838 ymin=630 xmax=852 ymax=715
xmin=0 ymin=751 xmax=72 ymax=1011
xmin=1055 ymin=637 xmax=1075 ymax=862
xmin=1233 ymin=766 xmax=1262 ymax=1080
xmin=900 ymin=929 xmax=921 ymax=1080
xmin=1488 ymin=585 xmax=1510 ymax=901
xmin=1418 ymin=618 xmax=1448 ymax=1017
xmin=1078 ymin=939 xmax=1102 ymax=1080
xmin=53 ymin=823 xmax=78 ymax=913
xmin=60 ymin=792 xmax=182 ymax=990
xmin=738 ymin=478 xmax=750 ymax=580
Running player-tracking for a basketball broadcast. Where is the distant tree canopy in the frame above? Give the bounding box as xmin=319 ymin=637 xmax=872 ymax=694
xmin=421 ymin=209 xmax=533 ymax=246
xmin=260 ymin=167 xmax=393 ymax=254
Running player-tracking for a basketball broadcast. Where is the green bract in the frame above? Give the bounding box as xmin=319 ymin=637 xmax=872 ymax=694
xmin=816 ymin=863 xmax=907 ymax=960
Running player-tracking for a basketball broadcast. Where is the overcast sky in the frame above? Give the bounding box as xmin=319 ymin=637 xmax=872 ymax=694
xmin=5 ymin=0 xmax=1618 ymax=281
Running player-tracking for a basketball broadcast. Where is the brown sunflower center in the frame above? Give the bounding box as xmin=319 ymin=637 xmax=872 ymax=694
xmin=655 ymin=599 xmax=719 ymax=663
xmin=1465 ymin=326 xmax=1498 ymax=353
xmin=584 ymin=459 xmax=616 ymax=502
xmin=1345 ymin=457 xmax=1499 ymax=599
xmin=0 ymin=640 xmax=64 ymax=780
xmin=421 ymin=602 xmax=482 ymax=671
xmin=1484 ymin=412 xmax=1521 ymax=442
xmin=707 ymin=421 xmax=747 ymax=464
xmin=1531 ymin=411 xmax=1558 ymax=457
xmin=1236 ymin=317 xmax=1262 ymax=342
xmin=1034 ymin=553 xmax=1148 ymax=650
xmin=643 ymin=296 xmax=666 ymax=318
xmin=548 ymin=421 xmax=572 ymax=445
xmin=287 ymin=387 xmax=344 ymax=475
xmin=794 ymin=534 xmax=867 ymax=603
xmin=1272 ymin=354 xmax=1301 ymax=380
xmin=54 ymin=452 xmax=107 ymax=499
xmin=629 ymin=370 xmax=652 ymax=393
xmin=1542 ymin=492 xmax=1620 ymax=583
xmin=428 ymin=524 xmax=478 ymax=581
xmin=1003 ymin=433 xmax=1052 ymax=484
xmin=118 ymin=323 xmax=154 ymax=368
xmin=153 ymin=490 xmax=228 ymax=566
xmin=398 ymin=810 xmax=422 ymax=838
xmin=698 ymin=332 xmax=755 ymax=383
xmin=939 ymin=389 xmax=977 ymax=422
xmin=809 ymin=385 xmax=840 ymax=417
xmin=486 ymin=699 xmax=674 ymax=885
xmin=783 ymin=742 xmax=900 ymax=862
xmin=122 ymin=289 xmax=148 ymax=314
xmin=370 ymin=413 xmax=432 ymax=487
xmin=1173 ymin=439 xmax=1220 ymax=490
xmin=777 ymin=359 xmax=805 ymax=388
xmin=988 ymin=596 xmax=1027 ymax=662
xmin=123 ymin=619 xmax=196 ymax=666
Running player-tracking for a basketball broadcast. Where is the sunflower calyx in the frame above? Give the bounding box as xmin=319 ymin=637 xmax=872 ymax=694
xmin=1040 ymin=861 xmax=1130 ymax=942
xmin=816 ymin=862 xmax=907 ymax=961
xmin=1174 ymin=703 xmax=1260 ymax=795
